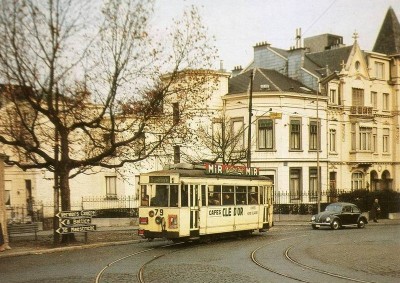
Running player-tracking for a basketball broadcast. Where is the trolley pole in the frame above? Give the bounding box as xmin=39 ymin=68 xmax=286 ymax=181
xmin=247 ymin=70 xmax=254 ymax=168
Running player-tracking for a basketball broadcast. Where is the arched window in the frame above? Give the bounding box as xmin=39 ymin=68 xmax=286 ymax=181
xmin=351 ymin=172 xmax=364 ymax=190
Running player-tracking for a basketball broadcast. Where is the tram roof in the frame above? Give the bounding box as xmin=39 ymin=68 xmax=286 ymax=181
xmin=143 ymin=168 xmax=271 ymax=181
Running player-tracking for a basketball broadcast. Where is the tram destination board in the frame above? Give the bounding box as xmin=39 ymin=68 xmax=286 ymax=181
xmin=149 ymin=176 xmax=170 ymax=183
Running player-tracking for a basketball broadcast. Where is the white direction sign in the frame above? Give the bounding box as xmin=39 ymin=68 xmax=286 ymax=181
xmin=60 ymin=217 xmax=92 ymax=226
xmin=56 ymin=210 xmax=96 ymax=218
xmin=56 ymin=224 xmax=97 ymax=234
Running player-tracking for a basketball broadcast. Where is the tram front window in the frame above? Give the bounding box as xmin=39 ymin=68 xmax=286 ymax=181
xmin=150 ymin=185 xmax=168 ymax=207
xmin=148 ymin=185 xmax=180 ymax=207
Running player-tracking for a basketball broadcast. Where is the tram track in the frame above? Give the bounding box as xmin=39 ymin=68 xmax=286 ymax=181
xmin=94 ymin=242 xmax=184 ymax=283
xmin=284 ymin=246 xmax=377 ymax=283
xmin=250 ymin=235 xmax=377 ymax=283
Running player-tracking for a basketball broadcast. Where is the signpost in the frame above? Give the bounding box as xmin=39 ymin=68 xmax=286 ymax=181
xmin=56 ymin=210 xmax=97 ymax=241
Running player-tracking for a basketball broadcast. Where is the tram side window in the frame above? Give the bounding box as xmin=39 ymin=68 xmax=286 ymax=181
xmin=248 ymin=186 xmax=258 ymax=204
xmin=140 ymin=185 xmax=149 ymax=206
xmin=236 ymin=186 xmax=247 ymax=205
xmin=208 ymin=185 xmax=221 ymax=205
xmin=181 ymin=185 xmax=189 ymax=207
xmin=222 ymin=185 xmax=234 ymax=205
xmin=150 ymin=185 xmax=168 ymax=207
xmin=170 ymin=185 xmax=178 ymax=207
xmin=201 ymin=185 xmax=206 ymax=207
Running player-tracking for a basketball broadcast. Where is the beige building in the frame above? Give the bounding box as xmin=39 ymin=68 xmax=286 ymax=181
xmin=1 ymin=8 xmax=399 ymax=224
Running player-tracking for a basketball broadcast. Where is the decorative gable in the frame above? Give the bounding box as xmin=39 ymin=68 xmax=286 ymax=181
xmin=345 ymin=38 xmax=370 ymax=80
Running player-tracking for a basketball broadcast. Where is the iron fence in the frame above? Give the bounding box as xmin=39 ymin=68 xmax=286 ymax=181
xmin=81 ymin=195 xmax=139 ymax=210
xmin=6 ymin=190 xmax=399 ymax=223
xmin=6 ymin=203 xmax=44 ymax=224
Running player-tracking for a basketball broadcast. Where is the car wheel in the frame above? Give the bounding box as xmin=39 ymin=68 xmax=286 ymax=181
xmin=331 ymin=219 xmax=340 ymax=230
xmin=312 ymin=224 xmax=319 ymax=230
xmin=357 ymin=219 xmax=366 ymax=228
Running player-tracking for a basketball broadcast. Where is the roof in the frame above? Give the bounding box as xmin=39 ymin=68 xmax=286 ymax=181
xmin=143 ymin=168 xmax=271 ymax=181
xmin=373 ymin=7 xmax=400 ymax=55
xmin=306 ymin=46 xmax=353 ymax=73
xmin=228 ymin=68 xmax=315 ymax=94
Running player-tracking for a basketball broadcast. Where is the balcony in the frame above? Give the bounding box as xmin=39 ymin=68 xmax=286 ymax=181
xmin=349 ymin=106 xmax=373 ymax=117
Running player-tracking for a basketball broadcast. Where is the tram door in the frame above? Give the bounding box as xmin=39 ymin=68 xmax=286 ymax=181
xmin=189 ymin=184 xmax=200 ymax=236
xmin=262 ymin=185 xmax=273 ymax=226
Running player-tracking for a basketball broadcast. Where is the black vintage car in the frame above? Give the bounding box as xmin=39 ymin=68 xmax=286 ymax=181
xmin=310 ymin=202 xmax=368 ymax=230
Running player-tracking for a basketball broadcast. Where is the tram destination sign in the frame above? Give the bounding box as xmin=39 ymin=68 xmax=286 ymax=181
xmin=149 ymin=176 xmax=170 ymax=183
xmin=206 ymin=164 xmax=259 ymax=176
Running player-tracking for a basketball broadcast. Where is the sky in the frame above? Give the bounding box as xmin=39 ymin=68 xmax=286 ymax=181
xmin=153 ymin=0 xmax=400 ymax=71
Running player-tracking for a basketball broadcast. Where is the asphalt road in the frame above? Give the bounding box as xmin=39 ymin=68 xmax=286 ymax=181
xmin=0 ymin=224 xmax=399 ymax=283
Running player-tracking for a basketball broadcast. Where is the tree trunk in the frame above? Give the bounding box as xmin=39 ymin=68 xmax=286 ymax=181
xmin=59 ymin=168 xmax=76 ymax=243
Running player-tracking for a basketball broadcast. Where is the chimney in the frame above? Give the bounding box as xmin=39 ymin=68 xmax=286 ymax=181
xmin=231 ymin=65 xmax=243 ymax=77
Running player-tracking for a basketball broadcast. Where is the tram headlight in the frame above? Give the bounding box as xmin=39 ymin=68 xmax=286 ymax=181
xmin=149 ymin=210 xmax=155 ymax=217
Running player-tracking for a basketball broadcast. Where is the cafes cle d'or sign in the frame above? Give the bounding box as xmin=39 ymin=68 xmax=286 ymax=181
xmin=205 ymin=163 xmax=259 ymax=176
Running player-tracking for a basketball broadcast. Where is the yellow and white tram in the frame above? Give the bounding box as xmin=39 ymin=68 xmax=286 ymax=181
xmin=138 ymin=163 xmax=274 ymax=241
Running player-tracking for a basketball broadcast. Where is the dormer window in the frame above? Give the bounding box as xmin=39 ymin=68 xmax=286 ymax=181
xmin=355 ymin=61 xmax=360 ymax=71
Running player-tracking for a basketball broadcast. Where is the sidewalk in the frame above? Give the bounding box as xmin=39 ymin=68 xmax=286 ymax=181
xmin=1 ymin=219 xmax=399 ymax=259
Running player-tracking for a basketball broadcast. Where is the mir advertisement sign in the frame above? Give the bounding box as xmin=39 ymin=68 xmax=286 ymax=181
xmin=205 ymin=163 xmax=259 ymax=176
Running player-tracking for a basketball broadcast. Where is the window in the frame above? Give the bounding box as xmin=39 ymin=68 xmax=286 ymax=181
xmin=329 ymin=89 xmax=337 ymax=104
xmin=371 ymin=92 xmax=377 ymax=109
xmin=359 ymin=127 xmax=372 ymax=151
xmin=134 ymin=132 xmax=146 ymax=158
xmin=290 ymin=118 xmax=301 ymax=150
xmin=375 ymin=62 xmax=384 ymax=79
xmin=172 ymin=103 xmax=179 ymax=124
xmin=289 ymin=168 xmax=301 ymax=200
xmin=383 ymin=93 xmax=389 ymax=111
xmin=309 ymin=168 xmax=319 ymax=201
xmin=212 ymin=119 xmax=223 ymax=152
xmin=5 ymin=180 xmax=11 ymax=206
xmin=231 ymin=118 xmax=244 ymax=149
xmin=329 ymin=129 xmax=336 ymax=152
xmin=351 ymin=172 xmax=363 ymax=190
xmin=372 ymin=128 xmax=377 ymax=153
xmin=258 ymin=119 xmax=274 ymax=149
xmin=174 ymin=145 xmax=180 ymax=164
xmin=351 ymin=123 xmax=356 ymax=150
xmin=352 ymin=88 xmax=364 ymax=106
xmin=383 ymin=128 xmax=389 ymax=153
xmin=309 ymin=120 xmax=320 ymax=150
xmin=105 ymin=176 xmax=117 ymax=197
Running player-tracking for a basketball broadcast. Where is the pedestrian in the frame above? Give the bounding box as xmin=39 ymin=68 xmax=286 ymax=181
xmin=0 ymin=222 xmax=5 ymax=252
xmin=370 ymin=198 xmax=381 ymax=223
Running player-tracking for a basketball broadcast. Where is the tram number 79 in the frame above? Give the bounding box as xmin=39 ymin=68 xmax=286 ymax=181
xmin=154 ymin=209 xmax=164 ymax=216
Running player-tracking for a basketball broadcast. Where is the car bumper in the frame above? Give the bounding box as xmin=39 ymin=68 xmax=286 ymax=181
xmin=310 ymin=221 xmax=331 ymax=227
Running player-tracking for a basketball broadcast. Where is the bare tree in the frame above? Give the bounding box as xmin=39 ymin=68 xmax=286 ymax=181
xmin=196 ymin=112 xmax=248 ymax=165
xmin=0 ymin=0 xmax=218 ymax=241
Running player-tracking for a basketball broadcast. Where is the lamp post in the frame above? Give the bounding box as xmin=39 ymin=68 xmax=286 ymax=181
xmin=247 ymin=70 xmax=254 ymax=168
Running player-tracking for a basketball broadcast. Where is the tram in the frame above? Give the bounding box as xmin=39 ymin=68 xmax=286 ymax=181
xmin=138 ymin=163 xmax=274 ymax=241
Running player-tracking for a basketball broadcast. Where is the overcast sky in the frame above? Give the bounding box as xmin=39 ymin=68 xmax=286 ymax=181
xmin=153 ymin=0 xmax=400 ymax=71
